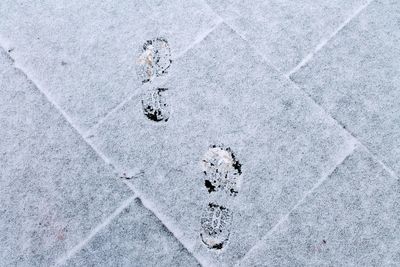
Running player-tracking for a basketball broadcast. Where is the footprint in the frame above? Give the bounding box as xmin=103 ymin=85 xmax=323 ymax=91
xmin=200 ymin=203 xmax=233 ymax=250
xmin=201 ymin=145 xmax=242 ymax=196
xmin=199 ymin=145 xmax=242 ymax=250
xmin=141 ymin=88 xmax=170 ymax=122
xmin=135 ymin=37 xmax=172 ymax=83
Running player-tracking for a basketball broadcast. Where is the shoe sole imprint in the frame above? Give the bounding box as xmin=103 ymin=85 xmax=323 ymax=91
xmin=201 ymin=145 xmax=242 ymax=196
xmin=200 ymin=202 xmax=233 ymax=250
xmin=141 ymin=88 xmax=170 ymax=122
xmin=135 ymin=37 xmax=172 ymax=83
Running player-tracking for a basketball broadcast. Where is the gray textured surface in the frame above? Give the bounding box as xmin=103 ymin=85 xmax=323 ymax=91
xmin=292 ymin=0 xmax=400 ymax=176
xmin=237 ymin=147 xmax=400 ymax=266
xmin=0 ymin=49 xmax=132 ymax=266
xmin=89 ymin=24 xmax=355 ymax=266
xmin=204 ymin=0 xmax=369 ymax=73
xmin=65 ymin=198 xmax=200 ymax=267
xmin=0 ymin=0 xmax=220 ymax=132
xmin=1 ymin=0 xmax=399 ymax=266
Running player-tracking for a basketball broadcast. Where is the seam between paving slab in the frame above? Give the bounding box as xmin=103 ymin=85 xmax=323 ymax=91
xmin=200 ymin=0 xmax=400 ymax=263
xmin=286 ymin=0 xmax=375 ymax=77
xmin=84 ymin=19 xmax=224 ymax=138
xmin=54 ymin=196 xmax=137 ymax=266
xmin=2 ymin=1 xmax=397 ymax=264
xmin=173 ymin=18 xmax=224 ymax=60
xmin=0 ymin=43 xmax=204 ymax=266
xmin=120 ymin=180 xmax=208 ymax=265
xmin=200 ymin=0 xmax=397 ymax=180
xmin=234 ymin=144 xmax=357 ymax=266
xmin=283 ymin=0 xmax=398 ymax=180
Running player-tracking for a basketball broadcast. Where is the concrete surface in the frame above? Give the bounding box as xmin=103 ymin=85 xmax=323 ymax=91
xmin=1 ymin=0 xmax=399 ymax=266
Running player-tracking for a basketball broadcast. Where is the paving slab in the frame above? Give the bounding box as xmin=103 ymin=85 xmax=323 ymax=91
xmin=238 ymin=146 xmax=400 ymax=266
xmin=65 ymin=198 xmax=199 ymax=267
xmin=204 ymin=0 xmax=369 ymax=73
xmin=88 ymin=24 xmax=356 ymax=266
xmin=0 ymin=48 xmax=133 ymax=266
xmin=0 ymin=0 xmax=220 ymax=132
xmin=291 ymin=0 xmax=400 ymax=177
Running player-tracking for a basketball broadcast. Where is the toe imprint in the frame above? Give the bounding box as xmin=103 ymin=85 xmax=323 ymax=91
xmin=201 ymin=145 xmax=242 ymax=196
xmin=135 ymin=37 xmax=172 ymax=83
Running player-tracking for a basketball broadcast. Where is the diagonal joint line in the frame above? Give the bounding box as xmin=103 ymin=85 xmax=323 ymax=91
xmin=85 ymin=17 xmax=223 ymax=137
xmin=54 ymin=196 xmax=136 ymax=266
xmin=0 ymin=43 xmax=201 ymax=266
xmin=235 ymin=143 xmax=358 ymax=266
xmin=287 ymin=0 xmax=375 ymax=77
xmin=205 ymin=0 xmax=399 ymax=190
xmin=121 ymin=180 xmax=206 ymax=267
